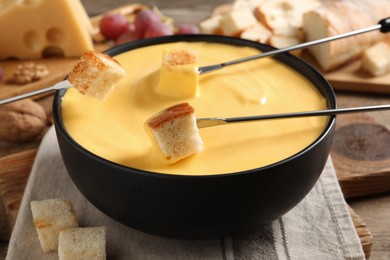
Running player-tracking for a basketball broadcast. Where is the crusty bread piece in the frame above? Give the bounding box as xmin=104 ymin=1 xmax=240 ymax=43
xmin=219 ymin=7 xmax=258 ymax=36
xmin=30 ymin=199 xmax=78 ymax=253
xmin=199 ymin=15 xmax=223 ymax=34
xmin=58 ymin=227 xmax=106 ymax=260
xmin=240 ymin=23 xmax=271 ymax=43
xmin=268 ymin=35 xmax=300 ymax=49
xmin=303 ymin=0 xmax=389 ymax=71
xmin=233 ymin=0 xmax=265 ymax=11
xmin=254 ymin=0 xmax=321 ymax=32
xmin=145 ymin=102 xmax=203 ymax=164
xmin=68 ymin=50 xmax=127 ymax=100
xmin=361 ymin=41 xmax=390 ymax=76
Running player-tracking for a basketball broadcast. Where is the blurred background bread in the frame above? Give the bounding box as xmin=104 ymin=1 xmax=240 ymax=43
xmin=200 ymin=0 xmax=390 ymax=74
xmin=303 ymin=0 xmax=389 ymax=71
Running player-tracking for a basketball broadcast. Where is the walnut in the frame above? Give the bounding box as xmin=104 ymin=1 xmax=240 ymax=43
xmin=0 ymin=99 xmax=48 ymax=142
xmin=12 ymin=62 xmax=49 ymax=84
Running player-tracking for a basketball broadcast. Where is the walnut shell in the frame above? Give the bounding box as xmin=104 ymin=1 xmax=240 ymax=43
xmin=0 ymin=99 xmax=47 ymax=142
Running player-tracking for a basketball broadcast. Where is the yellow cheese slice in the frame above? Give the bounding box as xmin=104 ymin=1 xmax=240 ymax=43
xmin=0 ymin=0 xmax=94 ymax=59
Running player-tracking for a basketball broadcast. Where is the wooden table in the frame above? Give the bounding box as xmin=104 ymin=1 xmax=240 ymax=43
xmin=0 ymin=1 xmax=389 ymax=259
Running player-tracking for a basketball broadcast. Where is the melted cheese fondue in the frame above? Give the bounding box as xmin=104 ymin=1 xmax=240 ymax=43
xmin=61 ymin=42 xmax=328 ymax=175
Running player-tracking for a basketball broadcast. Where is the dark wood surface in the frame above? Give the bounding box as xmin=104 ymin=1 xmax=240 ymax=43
xmin=0 ymin=1 xmax=389 ymax=259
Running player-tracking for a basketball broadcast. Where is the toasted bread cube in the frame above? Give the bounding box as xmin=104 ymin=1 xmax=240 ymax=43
xmin=68 ymin=51 xmax=127 ymax=100
xmin=220 ymin=8 xmax=258 ymax=36
xmin=58 ymin=227 xmax=106 ymax=260
xmin=156 ymin=49 xmax=199 ymax=99
xmin=31 ymin=199 xmax=78 ymax=253
xmin=145 ymin=103 xmax=203 ymax=164
xmin=361 ymin=42 xmax=390 ymax=76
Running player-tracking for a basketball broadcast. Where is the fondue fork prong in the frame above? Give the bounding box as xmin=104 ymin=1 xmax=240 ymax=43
xmin=198 ymin=17 xmax=390 ymax=75
xmin=196 ymin=104 xmax=390 ymax=128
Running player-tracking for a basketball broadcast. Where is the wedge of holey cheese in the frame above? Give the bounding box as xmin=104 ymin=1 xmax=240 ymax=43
xmin=0 ymin=0 xmax=94 ymax=59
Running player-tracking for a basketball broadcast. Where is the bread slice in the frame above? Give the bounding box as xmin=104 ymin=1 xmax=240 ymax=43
xmin=361 ymin=41 xmax=390 ymax=76
xmin=58 ymin=227 xmax=106 ymax=260
xmin=30 ymin=199 xmax=78 ymax=253
xmin=156 ymin=49 xmax=199 ymax=99
xmin=145 ymin=102 xmax=203 ymax=164
xmin=303 ymin=0 xmax=389 ymax=71
xmin=268 ymin=35 xmax=300 ymax=49
xmin=68 ymin=50 xmax=127 ymax=100
xmin=219 ymin=7 xmax=258 ymax=36
xmin=199 ymin=15 xmax=223 ymax=34
xmin=240 ymin=23 xmax=271 ymax=43
xmin=254 ymin=0 xmax=321 ymax=31
xmin=233 ymin=0 xmax=265 ymax=11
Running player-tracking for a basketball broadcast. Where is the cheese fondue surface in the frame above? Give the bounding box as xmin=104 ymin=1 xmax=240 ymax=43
xmin=61 ymin=42 xmax=328 ymax=175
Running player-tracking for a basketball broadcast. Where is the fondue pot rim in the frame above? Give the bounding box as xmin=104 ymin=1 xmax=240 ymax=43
xmin=53 ymin=34 xmax=337 ymax=179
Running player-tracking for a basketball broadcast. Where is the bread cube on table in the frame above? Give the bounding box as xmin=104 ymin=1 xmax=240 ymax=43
xmin=30 ymin=198 xmax=78 ymax=253
xmin=58 ymin=227 xmax=106 ymax=260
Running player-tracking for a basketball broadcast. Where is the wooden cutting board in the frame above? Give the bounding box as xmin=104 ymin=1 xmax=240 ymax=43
xmin=0 ymin=58 xmax=77 ymax=101
xmin=301 ymin=50 xmax=390 ymax=94
xmin=331 ymin=113 xmax=390 ymax=198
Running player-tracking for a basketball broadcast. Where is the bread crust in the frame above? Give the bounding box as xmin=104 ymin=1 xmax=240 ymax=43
xmin=303 ymin=0 xmax=389 ymax=71
xmin=163 ymin=49 xmax=198 ymax=66
xmin=147 ymin=102 xmax=194 ymax=128
xmin=68 ymin=50 xmax=126 ymax=99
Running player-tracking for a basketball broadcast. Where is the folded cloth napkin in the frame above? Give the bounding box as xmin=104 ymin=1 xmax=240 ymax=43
xmin=6 ymin=126 xmax=365 ymax=260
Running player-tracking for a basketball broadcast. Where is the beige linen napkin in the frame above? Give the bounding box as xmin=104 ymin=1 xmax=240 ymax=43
xmin=6 ymin=126 xmax=365 ymax=259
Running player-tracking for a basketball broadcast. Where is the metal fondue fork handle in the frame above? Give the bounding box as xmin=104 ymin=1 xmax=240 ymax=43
xmin=0 ymin=80 xmax=72 ymax=105
xmin=198 ymin=17 xmax=390 ymax=75
xmin=196 ymin=104 xmax=390 ymax=128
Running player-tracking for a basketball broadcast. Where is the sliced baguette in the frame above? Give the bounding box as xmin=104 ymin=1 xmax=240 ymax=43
xmin=361 ymin=41 xmax=390 ymax=76
xmin=219 ymin=7 xmax=258 ymax=36
xmin=240 ymin=23 xmax=271 ymax=43
xmin=199 ymin=15 xmax=223 ymax=34
xmin=254 ymin=0 xmax=321 ymax=31
xmin=303 ymin=0 xmax=389 ymax=71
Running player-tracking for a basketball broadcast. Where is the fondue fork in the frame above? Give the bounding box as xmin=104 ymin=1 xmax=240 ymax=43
xmin=196 ymin=104 xmax=390 ymax=128
xmin=0 ymin=80 xmax=72 ymax=105
xmin=1 ymin=18 xmax=389 ymax=105
xmin=198 ymin=18 xmax=390 ymax=75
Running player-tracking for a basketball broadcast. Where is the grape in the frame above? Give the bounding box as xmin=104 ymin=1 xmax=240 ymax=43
xmin=99 ymin=14 xmax=129 ymax=40
xmin=0 ymin=65 xmax=3 ymax=82
xmin=144 ymin=22 xmax=173 ymax=38
xmin=176 ymin=24 xmax=200 ymax=35
xmin=115 ymin=30 xmax=140 ymax=45
xmin=134 ymin=9 xmax=162 ymax=37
